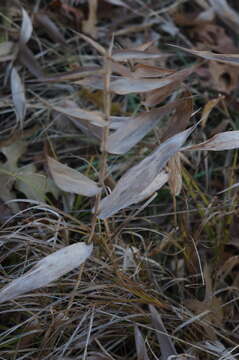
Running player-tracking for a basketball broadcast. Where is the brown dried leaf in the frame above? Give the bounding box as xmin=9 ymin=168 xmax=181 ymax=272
xmin=161 ymin=90 xmax=193 ymax=141
xmin=168 ymin=153 xmax=182 ymax=196
xmin=171 ymin=44 xmax=239 ymax=66
xmin=133 ymin=64 xmax=175 ymax=78
xmin=184 ymin=131 xmax=239 ymax=151
xmin=20 ymin=8 xmax=33 ymax=45
xmin=97 ymin=127 xmax=194 ymax=219
xmin=201 ymin=96 xmax=224 ymax=128
xmin=11 ymin=67 xmax=26 ymax=123
xmin=149 ymin=305 xmax=177 ymax=360
xmin=34 ymin=12 xmax=65 ymax=45
xmin=144 ymin=81 xmax=181 ymax=107
xmin=48 ymin=157 xmax=101 ymax=196
xmin=0 ymin=243 xmax=93 ymax=304
xmin=106 ymin=101 xmax=185 ymax=155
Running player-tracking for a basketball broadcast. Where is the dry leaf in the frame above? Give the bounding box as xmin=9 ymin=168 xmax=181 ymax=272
xmin=19 ymin=44 xmax=44 ymax=79
xmin=106 ymin=100 xmax=187 ymax=155
xmin=149 ymin=305 xmax=177 ymax=360
xmin=82 ymin=0 xmax=98 ymax=38
xmin=0 ymin=242 xmax=93 ymax=304
xmin=48 ymin=157 xmax=101 ymax=196
xmin=134 ymin=327 xmax=150 ymax=360
xmin=201 ymin=96 xmax=224 ymax=128
xmin=97 ymin=127 xmax=194 ymax=219
xmin=161 ymin=90 xmax=193 ymax=141
xmin=11 ymin=67 xmax=26 ymax=123
xmin=168 ymin=153 xmax=182 ymax=196
xmin=53 ymin=102 xmax=107 ymax=127
xmin=209 ymin=0 xmax=239 ymax=33
xmin=111 ymin=50 xmax=168 ymax=62
xmin=20 ymin=8 xmax=33 ymax=45
xmin=34 ymin=12 xmax=65 ymax=45
xmin=171 ymin=44 xmax=239 ymax=66
xmin=133 ymin=64 xmax=175 ymax=78
xmin=184 ymin=131 xmax=239 ymax=151
xmin=77 ymin=70 xmax=192 ymax=95
xmin=0 ymin=41 xmax=15 ymax=62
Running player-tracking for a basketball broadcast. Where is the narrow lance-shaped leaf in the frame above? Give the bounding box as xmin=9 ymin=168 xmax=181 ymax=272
xmin=170 ymin=44 xmax=239 ymax=66
xmin=11 ymin=67 xmax=26 ymax=123
xmin=0 ymin=242 xmax=93 ymax=304
xmin=184 ymin=131 xmax=239 ymax=151
xmin=149 ymin=305 xmax=177 ymax=360
xmin=111 ymin=50 xmax=168 ymax=62
xmin=53 ymin=103 xmax=107 ymax=127
xmin=106 ymin=100 xmax=188 ymax=155
xmin=97 ymin=126 xmax=194 ymax=219
xmin=20 ymin=8 xmax=33 ymax=45
xmin=134 ymin=326 xmax=150 ymax=360
xmin=48 ymin=157 xmax=101 ymax=196
xmin=34 ymin=12 xmax=65 ymax=45
xmin=77 ymin=67 xmax=193 ymax=95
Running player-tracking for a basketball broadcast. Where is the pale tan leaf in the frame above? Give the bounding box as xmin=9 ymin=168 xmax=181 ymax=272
xmin=82 ymin=0 xmax=98 ymax=38
xmin=184 ymin=131 xmax=239 ymax=151
xmin=53 ymin=103 xmax=107 ymax=127
xmin=20 ymin=8 xmax=33 ymax=45
xmin=48 ymin=157 xmax=101 ymax=196
xmin=201 ymin=96 xmax=224 ymax=128
xmin=171 ymin=44 xmax=239 ymax=66
xmin=0 ymin=242 xmax=93 ymax=304
xmin=149 ymin=305 xmax=177 ymax=360
xmin=168 ymin=154 xmax=182 ymax=196
xmin=11 ymin=67 xmax=26 ymax=123
xmin=97 ymin=127 xmax=194 ymax=219
xmin=106 ymin=101 xmax=184 ymax=155
xmin=111 ymin=50 xmax=168 ymax=62
xmin=133 ymin=64 xmax=175 ymax=78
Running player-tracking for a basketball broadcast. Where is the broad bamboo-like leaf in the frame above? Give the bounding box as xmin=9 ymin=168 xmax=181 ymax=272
xmin=97 ymin=127 xmax=194 ymax=219
xmin=0 ymin=243 xmax=93 ymax=304
xmin=53 ymin=103 xmax=107 ymax=127
xmin=106 ymin=100 xmax=186 ymax=154
xmin=184 ymin=131 xmax=239 ymax=151
xmin=48 ymin=157 xmax=101 ymax=196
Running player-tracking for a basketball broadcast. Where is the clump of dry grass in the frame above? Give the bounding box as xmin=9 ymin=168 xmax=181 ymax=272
xmin=1 ymin=0 xmax=239 ymax=359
